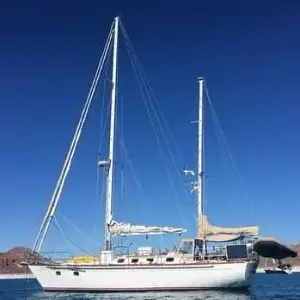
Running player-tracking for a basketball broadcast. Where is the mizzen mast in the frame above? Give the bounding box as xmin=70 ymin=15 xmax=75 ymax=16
xmin=197 ymin=77 xmax=204 ymax=237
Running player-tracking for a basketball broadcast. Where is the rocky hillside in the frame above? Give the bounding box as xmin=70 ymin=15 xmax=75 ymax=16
xmin=0 ymin=247 xmax=32 ymax=274
xmin=289 ymin=244 xmax=300 ymax=266
xmin=0 ymin=247 xmax=49 ymax=274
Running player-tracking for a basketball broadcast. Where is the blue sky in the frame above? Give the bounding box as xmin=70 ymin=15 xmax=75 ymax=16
xmin=1 ymin=1 xmax=300 ymax=253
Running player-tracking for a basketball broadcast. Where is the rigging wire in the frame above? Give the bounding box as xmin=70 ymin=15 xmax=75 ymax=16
xmin=111 ymin=40 xmax=127 ymax=245
xmin=119 ymin=95 xmax=125 ymax=222
xmin=97 ymin=39 xmax=114 ymax=155
xmin=120 ymin=22 xmax=190 ymax=196
xmin=211 ymin=106 xmax=237 ymax=209
xmin=33 ymin=21 xmax=114 ymax=253
xmin=94 ymin=41 xmax=113 ymax=244
xmin=53 ymin=216 xmax=93 ymax=255
xmin=57 ymin=210 xmax=98 ymax=249
xmin=116 ymin=92 xmax=126 ymax=247
xmin=204 ymin=82 xmax=257 ymax=220
xmin=119 ymin=21 xmax=190 ymax=226
xmin=119 ymin=139 xmax=145 ymax=194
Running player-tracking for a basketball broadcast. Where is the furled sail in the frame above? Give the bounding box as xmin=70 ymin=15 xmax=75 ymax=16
xmin=198 ymin=215 xmax=259 ymax=242
xmin=109 ymin=220 xmax=187 ymax=236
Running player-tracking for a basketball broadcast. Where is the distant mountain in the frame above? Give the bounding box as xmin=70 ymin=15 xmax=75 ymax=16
xmin=0 ymin=247 xmax=31 ymax=274
xmin=0 ymin=247 xmax=49 ymax=274
xmin=290 ymin=244 xmax=300 ymax=266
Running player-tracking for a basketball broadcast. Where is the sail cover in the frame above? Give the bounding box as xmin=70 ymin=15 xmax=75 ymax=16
xmin=109 ymin=220 xmax=187 ymax=236
xmin=198 ymin=215 xmax=259 ymax=242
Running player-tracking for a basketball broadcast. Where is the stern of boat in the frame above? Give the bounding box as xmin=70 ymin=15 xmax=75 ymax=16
xmin=229 ymin=261 xmax=258 ymax=289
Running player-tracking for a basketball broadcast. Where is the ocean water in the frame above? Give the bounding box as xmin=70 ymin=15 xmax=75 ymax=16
xmin=1 ymin=274 xmax=300 ymax=300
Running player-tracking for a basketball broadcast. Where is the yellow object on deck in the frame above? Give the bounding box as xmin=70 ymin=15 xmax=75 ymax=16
xmin=67 ymin=255 xmax=99 ymax=264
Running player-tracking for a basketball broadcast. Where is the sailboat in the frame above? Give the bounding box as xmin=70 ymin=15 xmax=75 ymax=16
xmin=26 ymin=16 xmax=260 ymax=292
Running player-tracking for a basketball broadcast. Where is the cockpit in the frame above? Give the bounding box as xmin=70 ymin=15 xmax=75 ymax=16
xmin=177 ymin=238 xmax=254 ymax=261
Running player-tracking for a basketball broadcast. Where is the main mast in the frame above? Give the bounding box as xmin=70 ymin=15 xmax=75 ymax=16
xmin=104 ymin=16 xmax=119 ymax=250
xmin=197 ymin=77 xmax=204 ymax=237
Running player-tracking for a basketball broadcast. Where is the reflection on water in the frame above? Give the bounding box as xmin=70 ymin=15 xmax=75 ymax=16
xmin=1 ymin=274 xmax=300 ymax=300
xmin=30 ymin=290 xmax=251 ymax=300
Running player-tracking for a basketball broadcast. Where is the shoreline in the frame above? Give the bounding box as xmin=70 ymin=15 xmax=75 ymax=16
xmin=257 ymin=266 xmax=300 ymax=273
xmin=0 ymin=274 xmax=35 ymax=280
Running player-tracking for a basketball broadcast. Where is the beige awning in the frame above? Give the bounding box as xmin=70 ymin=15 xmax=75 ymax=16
xmin=198 ymin=215 xmax=259 ymax=242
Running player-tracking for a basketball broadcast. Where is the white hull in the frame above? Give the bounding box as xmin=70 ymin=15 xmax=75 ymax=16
xmin=29 ymin=261 xmax=256 ymax=292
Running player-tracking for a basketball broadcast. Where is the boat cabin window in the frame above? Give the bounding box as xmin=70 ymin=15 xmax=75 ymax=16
xmin=55 ymin=271 xmax=61 ymax=276
xmin=73 ymin=271 xmax=79 ymax=276
xmin=178 ymin=240 xmax=194 ymax=254
xmin=146 ymin=258 xmax=154 ymax=263
xmin=117 ymin=258 xmax=125 ymax=263
xmin=166 ymin=257 xmax=174 ymax=262
xmin=131 ymin=258 xmax=139 ymax=263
